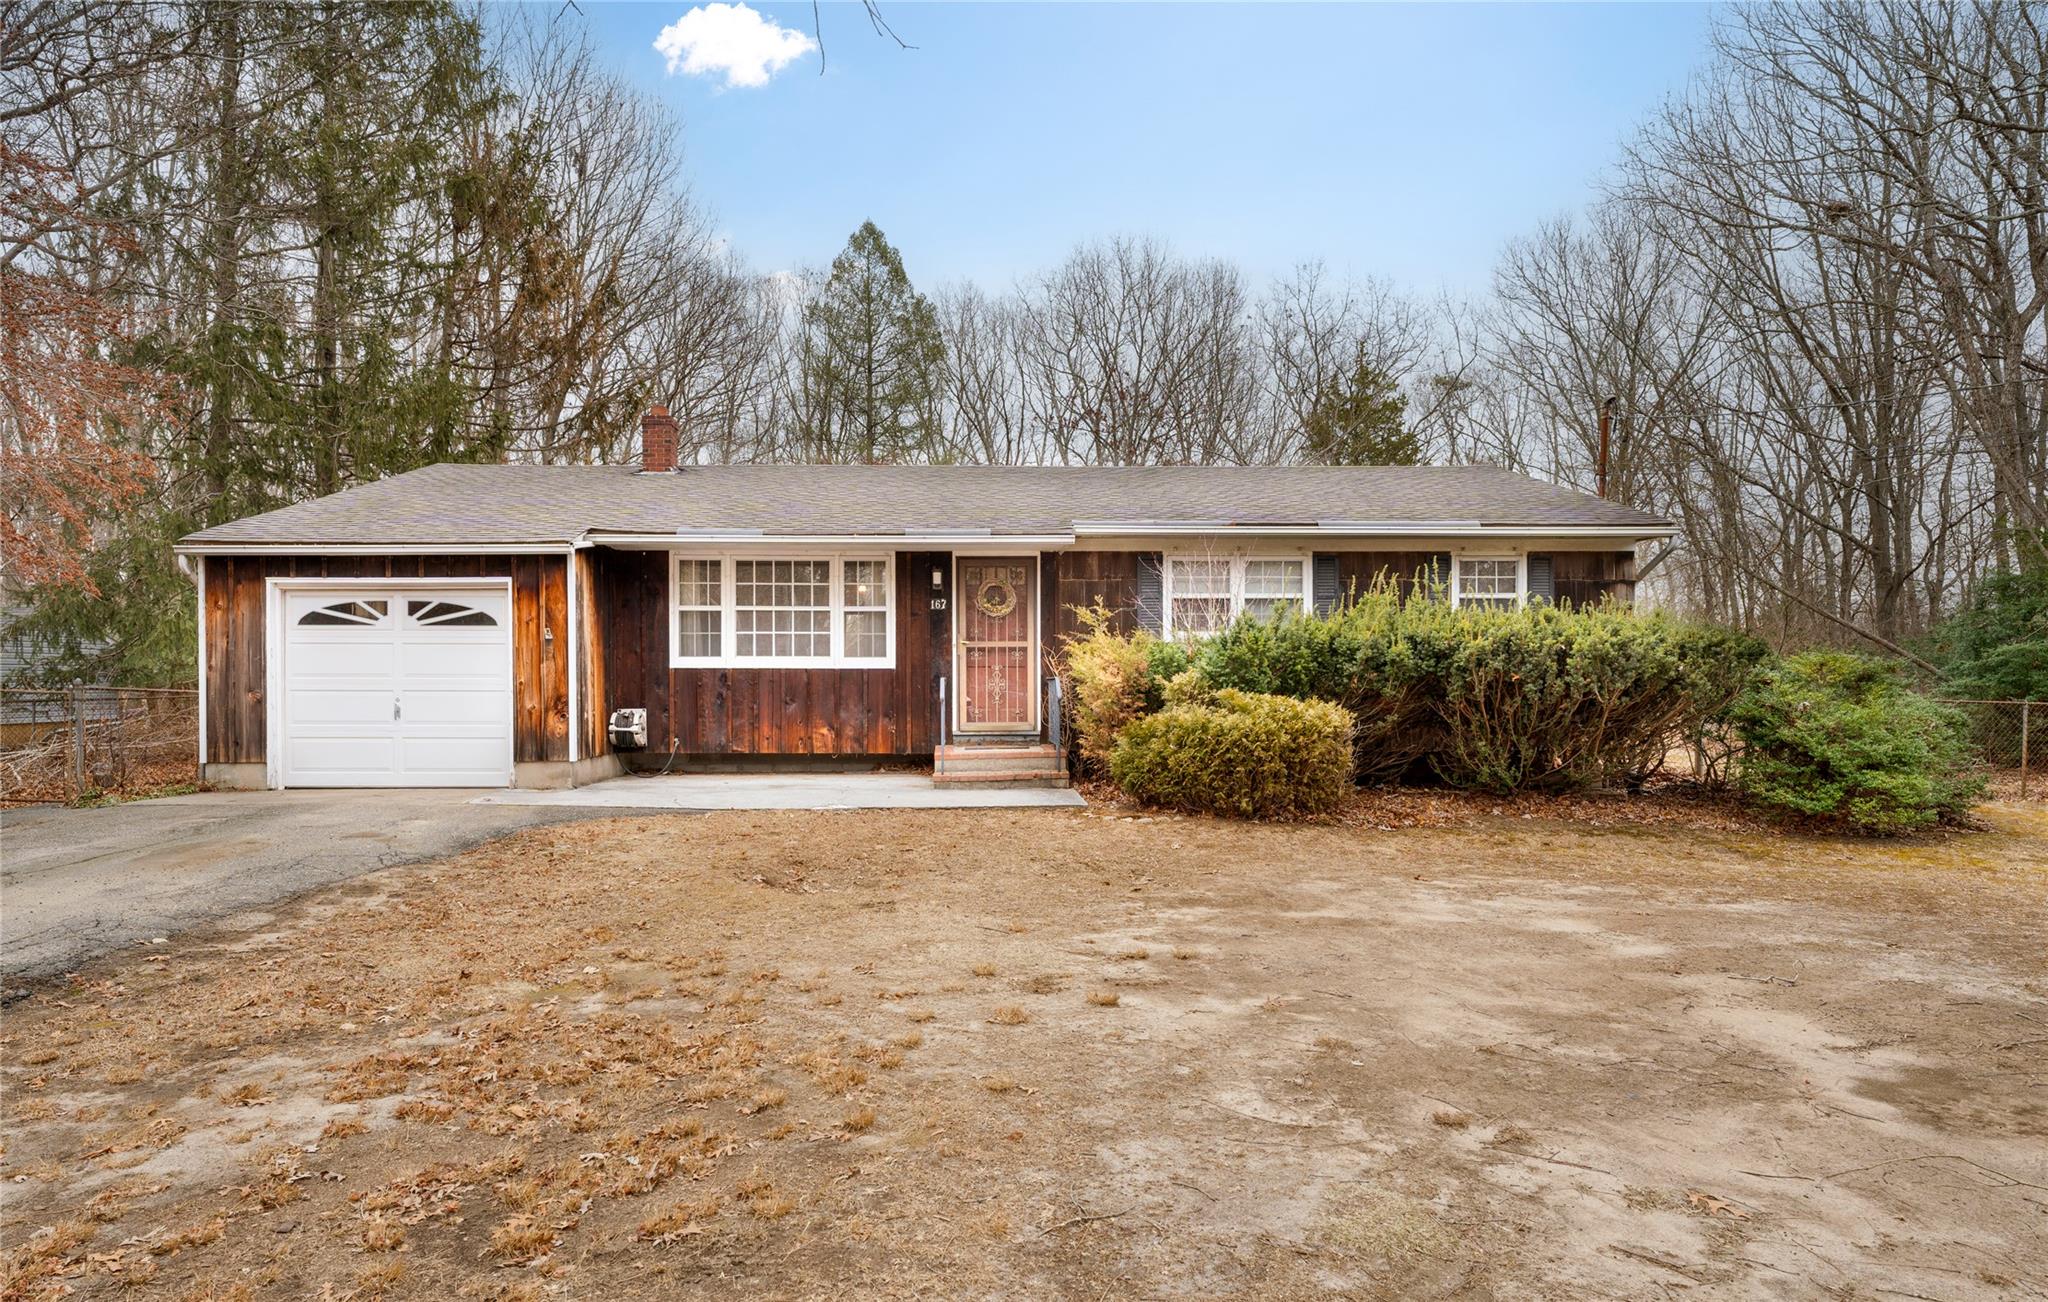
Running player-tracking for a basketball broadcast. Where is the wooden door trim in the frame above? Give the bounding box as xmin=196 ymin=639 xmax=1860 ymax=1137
xmin=950 ymin=552 xmax=1041 ymax=737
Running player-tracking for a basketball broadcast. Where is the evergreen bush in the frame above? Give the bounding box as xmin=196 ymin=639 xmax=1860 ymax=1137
xmin=1730 ymin=653 xmax=1984 ymax=834
xmin=1108 ymin=689 xmax=1354 ymax=818
xmin=1061 ymin=605 xmax=1183 ymax=770
xmin=1186 ymin=586 xmax=1765 ymax=791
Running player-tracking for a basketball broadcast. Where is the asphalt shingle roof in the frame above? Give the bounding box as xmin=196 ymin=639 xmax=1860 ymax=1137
xmin=179 ymin=462 xmax=1674 ymax=547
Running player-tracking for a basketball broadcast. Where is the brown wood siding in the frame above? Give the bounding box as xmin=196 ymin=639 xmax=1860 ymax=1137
xmin=1550 ymin=551 xmax=1638 ymax=607
xmin=1047 ymin=551 xmax=1147 ymax=647
xmin=575 ymin=550 xmax=609 ymax=758
xmin=200 ymin=553 xmax=569 ymax=766
xmin=1329 ymin=552 xmax=1450 ymax=602
xmin=593 ymin=549 xmax=951 ymax=757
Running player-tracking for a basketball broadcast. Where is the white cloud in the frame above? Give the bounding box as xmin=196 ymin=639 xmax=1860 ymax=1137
xmin=654 ymin=3 xmax=817 ymax=89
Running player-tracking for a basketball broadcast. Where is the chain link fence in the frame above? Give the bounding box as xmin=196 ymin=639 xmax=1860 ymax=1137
xmin=1932 ymin=698 xmax=2040 ymax=801
xmin=0 ymin=686 xmax=200 ymax=805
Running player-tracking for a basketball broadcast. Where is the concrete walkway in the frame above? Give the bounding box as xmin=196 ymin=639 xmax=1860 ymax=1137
xmin=471 ymin=772 xmax=1086 ymax=811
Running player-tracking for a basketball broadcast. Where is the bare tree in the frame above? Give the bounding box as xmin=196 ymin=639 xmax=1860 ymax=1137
xmin=1015 ymin=237 xmax=1261 ymax=464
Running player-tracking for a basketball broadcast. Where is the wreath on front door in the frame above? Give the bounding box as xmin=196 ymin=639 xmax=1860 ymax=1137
xmin=974 ymin=577 xmax=1018 ymax=619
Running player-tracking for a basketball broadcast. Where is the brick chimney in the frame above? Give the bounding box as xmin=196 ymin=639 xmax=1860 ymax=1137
xmin=640 ymin=405 xmax=678 ymax=473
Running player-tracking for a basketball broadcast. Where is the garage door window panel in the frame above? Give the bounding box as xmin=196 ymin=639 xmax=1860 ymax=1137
xmin=298 ymin=599 xmax=388 ymax=626
xmin=407 ymin=599 xmax=497 ymax=627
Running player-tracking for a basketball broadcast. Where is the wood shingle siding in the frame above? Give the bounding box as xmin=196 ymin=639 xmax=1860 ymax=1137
xmin=1550 ymin=551 xmax=1638 ymax=607
xmin=200 ymin=553 xmax=569 ymax=766
xmin=1045 ymin=551 xmax=1156 ymax=646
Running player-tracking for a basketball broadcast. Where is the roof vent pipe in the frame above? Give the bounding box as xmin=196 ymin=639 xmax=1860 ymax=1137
xmin=640 ymin=405 xmax=679 ymax=474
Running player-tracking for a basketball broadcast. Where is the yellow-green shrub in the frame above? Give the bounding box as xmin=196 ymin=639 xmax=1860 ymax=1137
xmin=1108 ymin=689 xmax=1354 ymax=818
xmin=1061 ymin=604 xmax=1189 ymax=769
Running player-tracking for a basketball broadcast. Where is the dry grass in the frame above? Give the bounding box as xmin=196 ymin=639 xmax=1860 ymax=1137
xmin=1 ymin=805 xmax=2040 ymax=1300
xmin=488 ymin=1215 xmax=556 ymax=1264
xmin=637 ymin=1196 xmax=721 ymax=1241
xmin=357 ymin=1218 xmax=405 ymax=1252
xmin=970 ymin=962 xmax=998 ymax=978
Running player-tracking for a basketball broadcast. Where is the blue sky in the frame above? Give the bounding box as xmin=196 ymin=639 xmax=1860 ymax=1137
xmin=570 ymin=2 xmax=1716 ymax=295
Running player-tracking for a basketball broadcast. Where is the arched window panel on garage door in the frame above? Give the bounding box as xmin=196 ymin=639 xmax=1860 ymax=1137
xmin=297 ymin=599 xmax=389 ymax=626
xmin=407 ymin=599 xmax=498 ymax=627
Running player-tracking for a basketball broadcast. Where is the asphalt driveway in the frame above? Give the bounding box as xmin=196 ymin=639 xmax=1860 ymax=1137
xmin=0 ymin=790 xmax=619 ymax=983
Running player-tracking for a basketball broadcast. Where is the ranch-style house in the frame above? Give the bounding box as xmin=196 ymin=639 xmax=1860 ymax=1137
xmin=173 ymin=407 xmax=1677 ymax=790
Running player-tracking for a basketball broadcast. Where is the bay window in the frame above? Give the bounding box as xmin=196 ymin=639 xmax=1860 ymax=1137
xmin=1165 ymin=556 xmax=1306 ymax=639
xmin=1453 ymin=557 xmax=1522 ymax=610
xmin=671 ymin=554 xmax=893 ymax=668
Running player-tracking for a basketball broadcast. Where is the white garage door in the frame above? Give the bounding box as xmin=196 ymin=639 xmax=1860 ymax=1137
xmin=281 ymin=587 xmax=513 ymax=787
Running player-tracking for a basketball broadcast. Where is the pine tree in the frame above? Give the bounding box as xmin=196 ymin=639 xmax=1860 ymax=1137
xmin=795 ymin=221 xmax=944 ymax=463
xmin=1301 ymin=353 xmax=1419 ymax=466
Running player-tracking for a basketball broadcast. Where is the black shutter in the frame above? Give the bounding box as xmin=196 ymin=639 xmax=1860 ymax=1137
xmin=1312 ymin=554 xmax=1340 ymax=616
xmin=1425 ymin=552 xmax=1454 ymax=600
xmin=1134 ymin=553 xmax=1164 ymax=635
xmin=1526 ymin=554 xmax=1554 ymax=603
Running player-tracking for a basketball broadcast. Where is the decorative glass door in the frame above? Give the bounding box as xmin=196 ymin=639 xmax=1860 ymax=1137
xmin=956 ymin=558 xmax=1036 ymax=732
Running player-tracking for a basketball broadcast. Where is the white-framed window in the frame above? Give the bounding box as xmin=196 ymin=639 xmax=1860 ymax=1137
xmin=670 ymin=553 xmax=894 ymax=668
xmin=1165 ymin=555 xmax=1307 ymax=639
xmin=1453 ymin=556 xmax=1523 ymax=610
xmin=842 ymin=559 xmax=889 ymax=659
xmin=675 ymin=557 xmax=722 ymax=657
xmin=1242 ymin=559 xmax=1307 ymax=622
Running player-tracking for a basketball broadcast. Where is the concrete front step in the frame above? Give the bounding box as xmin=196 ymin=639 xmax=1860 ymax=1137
xmin=931 ymin=769 xmax=1069 ymax=788
xmin=933 ymin=743 xmax=1066 ymax=788
xmin=937 ymin=757 xmax=1061 ymax=775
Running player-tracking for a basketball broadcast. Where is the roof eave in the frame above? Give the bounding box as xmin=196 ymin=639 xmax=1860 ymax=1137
xmin=1069 ymin=522 xmax=1679 ymax=540
xmin=173 ymin=539 xmax=583 ymax=555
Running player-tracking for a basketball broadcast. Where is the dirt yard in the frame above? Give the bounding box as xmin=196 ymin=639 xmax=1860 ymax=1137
xmin=3 ymin=798 xmax=2044 ymax=1300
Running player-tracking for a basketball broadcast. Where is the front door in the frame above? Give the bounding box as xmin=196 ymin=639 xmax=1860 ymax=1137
xmin=955 ymin=558 xmax=1036 ymax=733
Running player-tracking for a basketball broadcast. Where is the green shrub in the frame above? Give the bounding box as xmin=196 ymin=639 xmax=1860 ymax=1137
xmin=1924 ymin=566 xmax=2048 ymax=704
xmin=1730 ymin=652 xmax=1984 ymax=834
xmin=1109 ymin=689 xmax=1354 ymax=819
xmin=1061 ymin=604 xmax=1184 ymax=770
xmin=1192 ymin=588 xmax=1440 ymax=781
xmin=1922 ymin=567 xmax=2047 ymax=764
xmin=1191 ymin=585 xmax=1766 ymax=792
xmin=1422 ymin=601 xmax=1769 ymax=793
xmin=1143 ymin=638 xmax=1191 ymax=707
